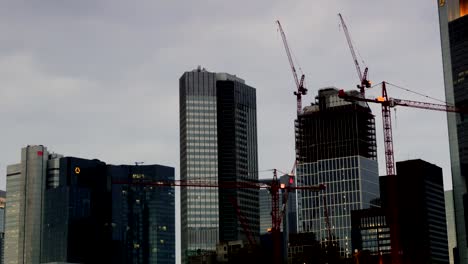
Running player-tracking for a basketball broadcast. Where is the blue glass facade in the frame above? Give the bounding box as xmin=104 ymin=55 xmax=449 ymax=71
xmin=6 ymin=147 xmax=175 ymax=264
xmin=110 ymin=164 xmax=175 ymax=263
xmin=42 ymin=158 xmax=176 ymax=263
xmin=297 ymin=156 xmax=379 ymax=256
xmin=295 ymin=88 xmax=379 ymax=258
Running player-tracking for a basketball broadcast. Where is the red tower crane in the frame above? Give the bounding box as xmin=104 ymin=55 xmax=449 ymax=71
xmin=338 ymin=13 xmax=371 ymax=96
xmin=277 ymin=20 xmax=308 ymax=115
xmin=338 ymin=81 xmax=466 ymax=264
xmin=338 ymin=82 xmax=465 ymax=175
xmin=113 ymin=171 xmax=325 ymax=264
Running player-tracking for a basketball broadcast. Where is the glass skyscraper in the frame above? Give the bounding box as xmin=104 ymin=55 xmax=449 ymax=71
xmin=5 ymin=146 xmax=175 ymax=264
xmin=438 ymin=1 xmax=468 ymax=263
xmin=379 ymin=160 xmax=449 ymax=264
xmin=179 ymin=67 xmax=259 ymax=263
xmin=5 ymin=145 xmax=61 ymax=264
xmin=295 ymin=88 xmax=379 ymax=258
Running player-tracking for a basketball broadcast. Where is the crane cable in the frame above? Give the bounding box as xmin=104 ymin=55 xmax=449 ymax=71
xmin=385 ymin=81 xmax=450 ymax=105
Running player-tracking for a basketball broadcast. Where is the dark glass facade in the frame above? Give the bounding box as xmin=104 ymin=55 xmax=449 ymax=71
xmin=109 ymin=164 xmax=175 ymax=263
xmin=179 ymin=68 xmax=259 ymax=262
xmin=351 ymin=207 xmax=391 ymax=263
xmin=42 ymin=158 xmax=175 ymax=264
xmin=380 ymin=159 xmax=449 ymax=264
xmin=216 ymin=79 xmax=259 ymax=243
xmin=6 ymin=148 xmax=175 ymax=264
xmin=439 ymin=2 xmax=468 ymax=263
xmin=295 ymin=88 xmax=379 ymax=258
xmin=42 ymin=158 xmax=111 ymax=263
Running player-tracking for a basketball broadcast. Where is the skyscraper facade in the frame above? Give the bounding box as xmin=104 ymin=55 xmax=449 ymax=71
xmin=438 ymin=1 xmax=468 ymax=263
xmin=5 ymin=146 xmax=175 ymax=264
xmin=109 ymin=163 xmax=175 ymax=263
xmin=5 ymin=145 xmax=61 ymax=264
xmin=179 ymin=67 xmax=259 ymax=262
xmin=351 ymin=207 xmax=391 ymax=262
xmin=380 ymin=160 xmax=449 ymax=264
xmin=295 ymin=88 xmax=379 ymax=258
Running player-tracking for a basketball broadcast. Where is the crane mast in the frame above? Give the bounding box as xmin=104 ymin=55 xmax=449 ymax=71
xmin=277 ymin=20 xmax=307 ymax=115
xmin=338 ymin=13 xmax=371 ymax=95
xmin=338 ymin=82 xmax=466 ymax=175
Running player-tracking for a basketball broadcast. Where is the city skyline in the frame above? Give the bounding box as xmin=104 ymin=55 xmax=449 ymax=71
xmin=0 ymin=1 xmax=450 ymax=187
xmin=0 ymin=1 xmax=453 ymax=263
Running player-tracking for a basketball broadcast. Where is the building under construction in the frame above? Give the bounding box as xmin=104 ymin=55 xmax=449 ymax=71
xmin=295 ymin=88 xmax=379 ymax=258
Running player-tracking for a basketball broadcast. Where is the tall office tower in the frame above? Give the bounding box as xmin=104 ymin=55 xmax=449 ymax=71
xmin=41 ymin=157 xmax=111 ymax=263
xmin=179 ymin=67 xmax=259 ymax=262
xmin=380 ymin=160 xmax=449 ymax=264
xmin=5 ymin=145 xmax=61 ymax=264
xmin=5 ymin=146 xmax=175 ymax=264
xmin=295 ymin=88 xmax=379 ymax=258
xmin=109 ymin=163 xmax=175 ymax=263
xmin=438 ymin=1 xmax=468 ymax=263
xmin=0 ymin=190 xmax=6 ymax=264
xmin=446 ymin=190 xmax=457 ymax=264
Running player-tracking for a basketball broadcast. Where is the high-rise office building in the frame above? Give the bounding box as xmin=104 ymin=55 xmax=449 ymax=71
xmin=179 ymin=67 xmax=259 ymax=262
xmin=380 ymin=159 xmax=449 ymax=264
xmin=438 ymin=1 xmax=468 ymax=263
xmin=351 ymin=207 xmax=391 ymax=263
xmin=446 ymin=190 xmax=457 ymax=264
xmin=109 ymin=163 xmax=175 ymax=263
xmin=5 ymin=145 xmax=60 ymax=264
xmin=5 ymin=146 xmax=175 ymax=264
xmin=41 ymin=157 xmax=111 ymax=263
xmin=295 ymin=88 xmax=379 ymax=258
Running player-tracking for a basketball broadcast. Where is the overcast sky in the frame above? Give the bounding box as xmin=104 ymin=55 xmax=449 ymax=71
xmin=0 ymin=0 xmax=448 ymax=262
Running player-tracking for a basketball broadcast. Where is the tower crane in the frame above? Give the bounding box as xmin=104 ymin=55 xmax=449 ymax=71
xmin=277 ymin=20 xmax=308 ymax=115
xmin=338 ymin=82 xmax=466 ymax=175
xmin=338 ymin=13 xmax=371 ymax=96
xmin=276 ymin=21 xmax=337 ymax=262
xmin=113 ymin=170 xmax=326 ymax=264
xmin=276 ymin=21 xmax=336 ymax=259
